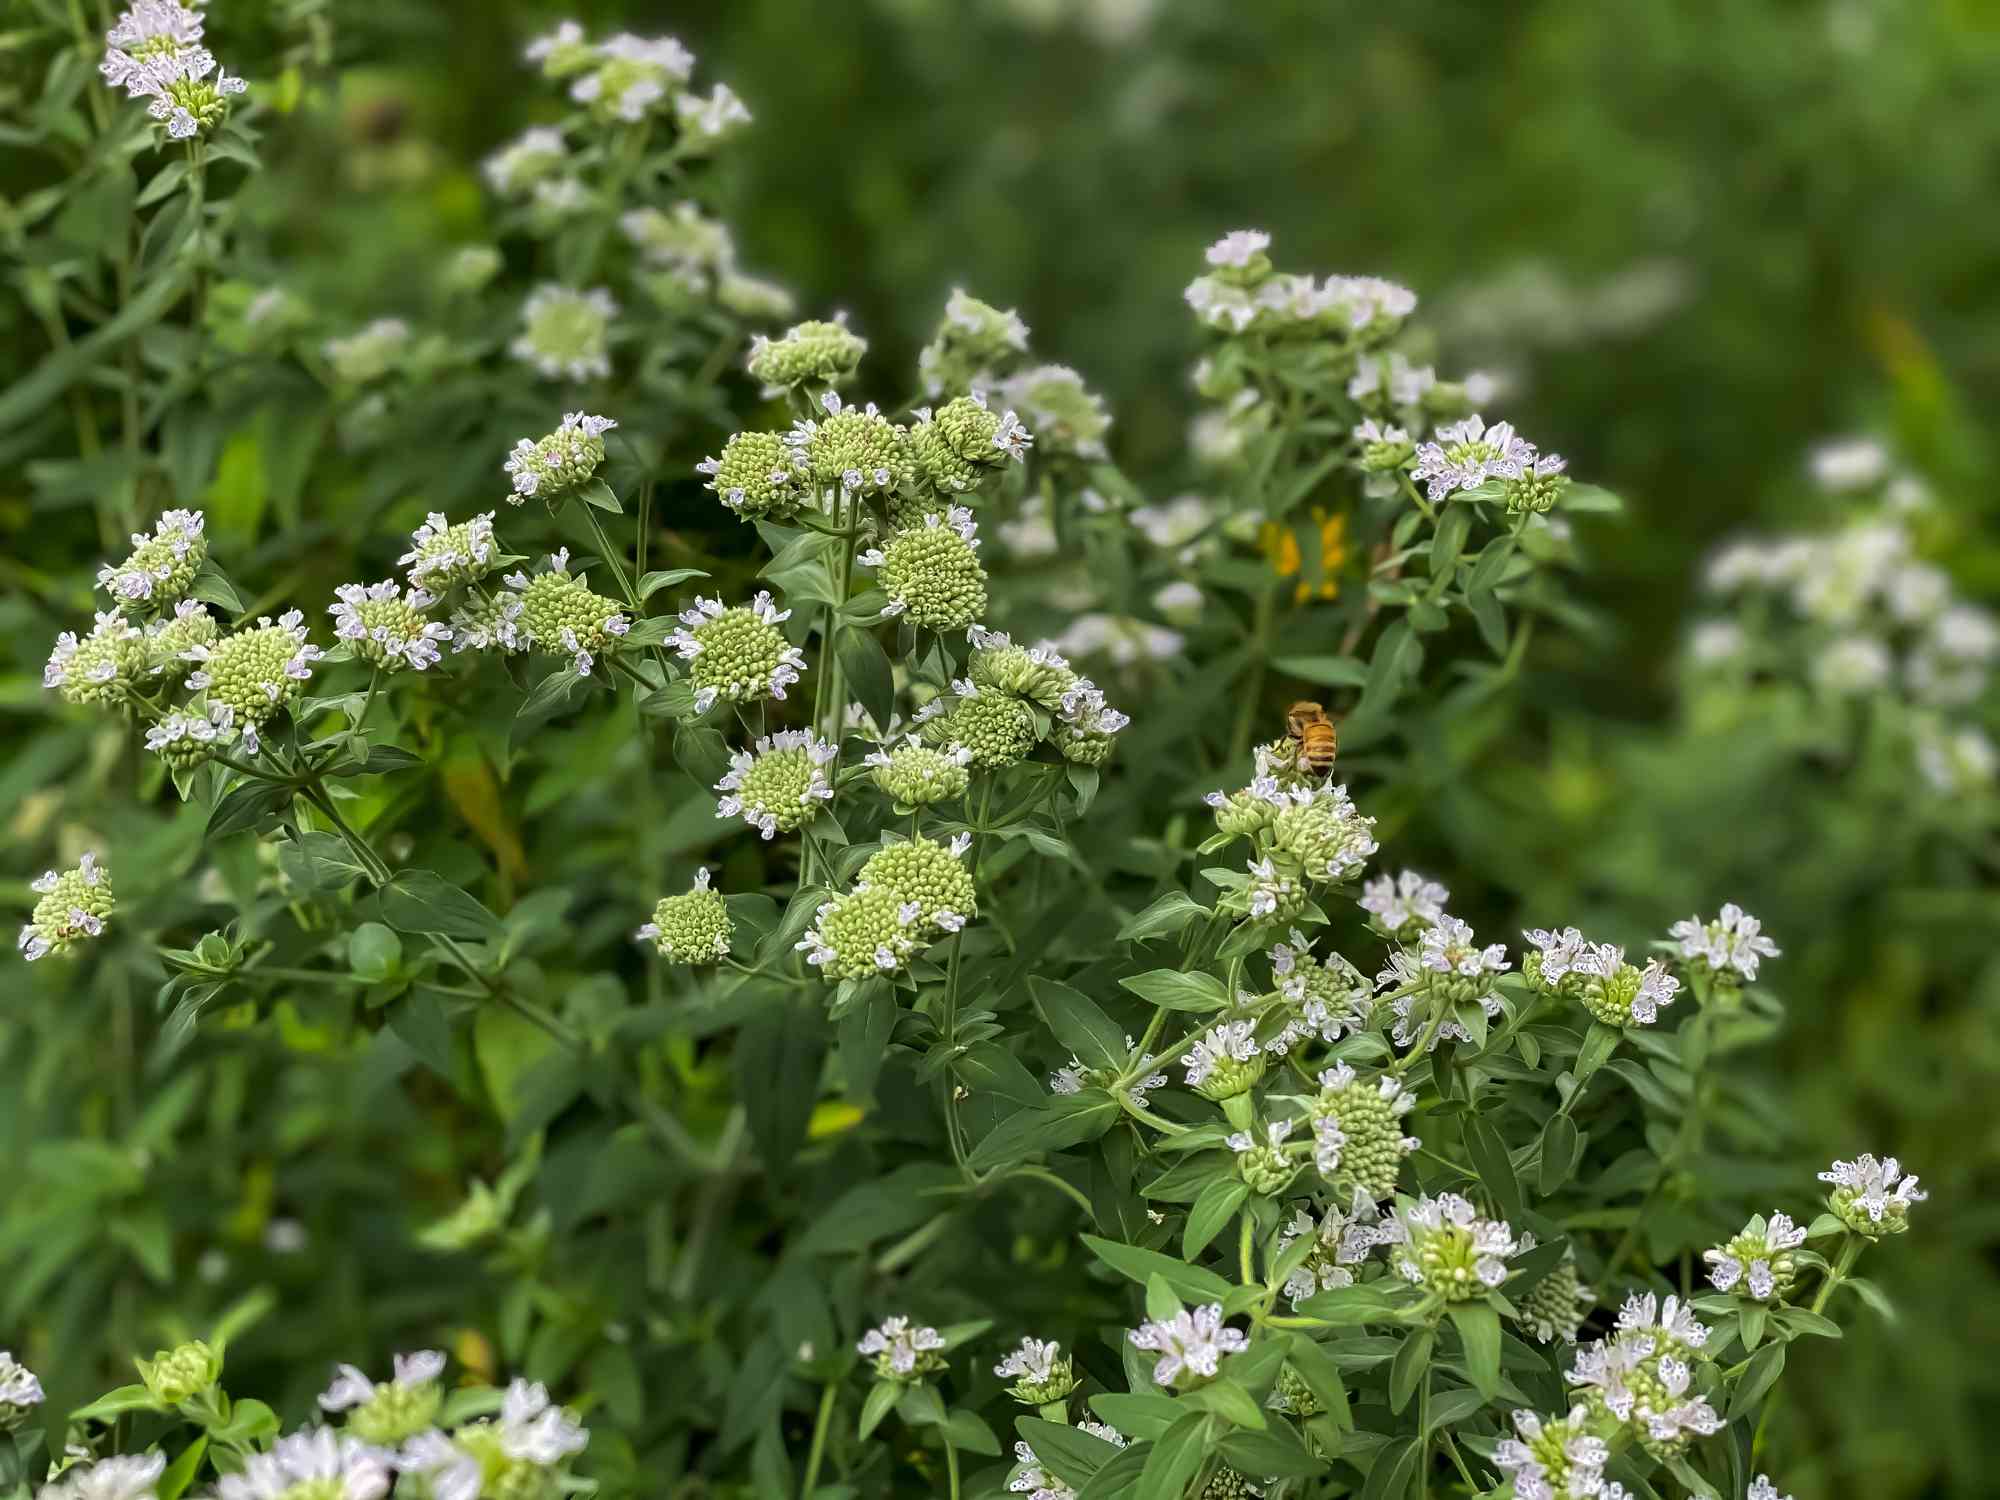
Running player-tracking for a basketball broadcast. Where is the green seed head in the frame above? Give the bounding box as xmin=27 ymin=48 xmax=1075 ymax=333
xmin=699 ymin=430 xmax=809 ymax=521
xmin=637 ymin=869 xmax=733 ymax=965
xmin=746 ymin=318 xmax=866 ymax=390
xmin=870 ymin=511 xmax=989 ymax=631
xmin=855 ymin=835 xmax=976 ymax=931
xmin=933 ymin=689 xmax=1037 ymax=770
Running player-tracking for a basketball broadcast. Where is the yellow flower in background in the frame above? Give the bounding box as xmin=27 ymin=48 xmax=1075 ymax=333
xmin=1263 ymin=506 xmax=1349 ymax=603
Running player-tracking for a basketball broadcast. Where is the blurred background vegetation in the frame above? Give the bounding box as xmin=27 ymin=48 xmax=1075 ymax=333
xmin=5 ymin=0 xmax=1997 ymax=1495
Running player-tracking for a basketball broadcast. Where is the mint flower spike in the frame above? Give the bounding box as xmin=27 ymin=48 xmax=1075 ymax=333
xmin=38 ymin=1454 xmax=167 ymax=1500
xmin=397 ymin=1378 xmax=587 ymax=1500
xmin=864 ymin=736 xmax=972 ymax=808
xmin=714 ymin=729 xmax=837 ymax=840
xmin=1522 ymin=927 xmax=1681 ymax=1027
xmin=1565 ymin=1293 xmax=1719 ymax=1455
xmin=511 ymin=286 xmax=617 ymax=383
xmin=44 ymin=611 xmax=147 ymax=706
xmin=483 ymin=126 xmax=567 ymax=195
xmin=504 ymin=412 xmax=617 ymax=502
xmin=569 ymin=33 xmax=695 ymax=124
xmin=400 ymin=512 xmax=499 ymax=592
xmin=1669 ymin=902 xmax=1780 ymax=983
xmin=861 ymin=507 xmax=989 ymax=630
xmin=1359 ymin=868 xmax=1449 ymax=939
xmin=635 ymin=869 xmax=732 ymax=966
xmin=1748 ymin=1477 xmax=1796 ymax=1500
xmin=503 ymin=550 xmax=629 ymax=675
xmin=1384 ymin=1192 xmax=1520 ymax=1300
xmin=857 ymin=1317 xmax=944 ymax=1381
xmin=1492 ymin=1406 xmax=1626 ymax=1500
xmin=746 ymin=316 xmax=867 ymax=393
xmin=214 ymin=1427 xmax=393 ymax=1500
xmin=328 ymin=580 xmax=452 ymax=673
xmin=1127 ymin=1303 xmax=1248 ymax=1390
xmin=667 ymin=591 xmax=805 ymax=713
xmin=1278 ymin=1190 xmax=1385 ymax=1305
xmin=19 ymin=852 xmax=113 ymax=962
xmin=100 ymin=16 xmax=248 ymax=142
xmin=0 ymin=1350 xmax=44 ymax=1431
xmin=317 ymin=1349 xmax=446 ymax=1445
xmin=98 ymin=507 xmax=205 ymax=608
xmin=993 ymin=1337 xmax=1078 ymax=1406
xmin=1704 ymin=1211 xmax=1808 ymax=1301
xmin=1819 ymin=1152 xmax=1926 ymax=1237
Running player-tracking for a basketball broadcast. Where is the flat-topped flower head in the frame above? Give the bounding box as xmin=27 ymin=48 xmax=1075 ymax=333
xmin=1566 ymin=1293 xmax=1718 ymax=1455
xmin=1052 ymin=678 xmax=1129 ymax=767
xmin=524 ymin=20 xmax=595 ymax=77
xmin=323 ymin=319 xmax=410 ymax=385
xmin=1266 ymin=931 xmax=1371 ymax=1052
xmin=746 ymin=317 xmax=866 ymax=392
xmin=99 ymin=508 xmax=205 ymax=608
xmin=1229 ymin=1118 xmax=1300 ymax=1194
xmin=450 ymin=592 xmax=527 ymax=657
xmin=966 ymin=627 xmax=1077 ymax=706
xmin=865 ymin=736 xmax=971 ymax=808
xmin=39 ymin=1454 xmax=166 ymax=1500
xmin=1311 ymin=1063 xmax=1418 ymax=1201
xmin=855 ymin=835 xmax=975 ymax=934
xmin=143 ymin=597 xmax=219 ymax=674
xmin=668 ymin=592 xmax=805 ymax=714
xmin=1204 ymin=229 xmax=1273 ymax=280
xmin=570 ymin=33 xmax=695 ymax=123
xmin=45 ymin=611 xmax=148 ymax=706
xmin=329 ymin=581 xmax=452 ymax=673
xmin=994 ymin=1337 xmax=1078 ymax=1405
xmin=401 ymin=512 xmax=499 ymax=592
xmin=787 ymin=391 xmax=909 ymax=495
xmin=715 ymin=729 xmax=836 ymax=839
xmin=697 ymin=429 xmax=809 ymax=521
xmin=1181 ymin=1020 xmax=1263 ymax=1100
xmin=1411 ymin=414 xmax=1539 ymax=501
xmin=1385 ymin=1193 xmax=1520 ymax=1300
xmin=214 ymin=1427 xmax=393 ymax=1500
xmin=1820 ymin=1153 xmax=1925 ymax=1237
xmin=1524 ymin=929 xmax=1680 ymax=1027
xmin=1492 ymin=1406 xmax=1614 ymax=1500
xmin=1669 ymin=903 xmax=1780 ymax=983
xmin=0 ymin=1350 xmax=44 ymax=1431
xmin=928 ymin=684 xmax=1037 ymax=770
xmin=504 ymin=549 xmax=629 ymax=674
xmin=917 ymin=288 xmax=1030 ymax=396
xmin=1000 ymin=365 xmax=1109 ymax=461
xmin=635 ymin=868 xmax=731 ymax=964
xmin=1359 ymin=869 xmax=1449 ymax=938
xmin=796 ymin=884 xmax=925 ymax=980
xmin=511 ymin=286 xmax=616 ymax=382
xmin=184 ymin=610 xmax=322 ymax=726
xmin=1704 ymin=1212 xmax=1807 ymax=1301
xmin=1269 ymin=782 xmax=1378 ymax=883
xmin=622 ymin=201 xmax=733 ymax=279
xmin=1515 ymin=1253 xmax=1595 ymax=1344
xmin=1128 ymin=1303 xmax=1248 ymax=1390
xmin=907 ymin=392 xmax=1031 ymax=493
xmin=398 ymin=1378 xmax=587 ymax=1500
xmin=102 ymin=35 xmax=247 ymax=139
xmin=1505 ymin=452 xmax=1571 ymax=514
xmin=858 ymin=1317 xmax=945 ymax=1381
xmin=1419 ymin=913 xmax=1510 ymax=985
xmin=318 ymin=1350 xmax=446 ymax=1445
xmin=483 ymin=126 xmax=567 ymax=195
xmin=862 ymin=508 xmax=989 ymax=630
xmin=137 ymin=1338 xmax=220 ymax=1404
xmin=1278 ymin=1190 xmax=1385 ymax=1305
xmin=504 ymin=412 xmax=617 ymax=502
xmin=145 ymin=702 xmax=242 ymax=770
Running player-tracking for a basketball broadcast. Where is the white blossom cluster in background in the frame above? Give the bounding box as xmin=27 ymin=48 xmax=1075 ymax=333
xmin=1692 ymin=435 xmax=1996 ymax=799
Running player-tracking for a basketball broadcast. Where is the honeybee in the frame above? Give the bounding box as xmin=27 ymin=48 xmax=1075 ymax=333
xmin=1285 ymin=700 xmax=1338 ymax=775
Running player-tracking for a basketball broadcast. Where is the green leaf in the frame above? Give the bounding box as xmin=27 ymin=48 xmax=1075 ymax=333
xmin=0 ymin=266 xmax=187 ymax=434
xmin=207 ymin=777 xmax=296 ymax=840
xmin=1016 ymin=1417 xmax=1124 ymax=1486
xmin=1560 ymin=482 xmax=1624 ymax=514
xmin=1081 ymin=1234 xmax=1234 ymax=1303
xmin=67 ymin=1384 xmax=164 ymax=1422
xmin=1388 ymin=1326 xmax=1432 ymax=1414
xmin=1361 ymin=1436 xmax=1420 ymax=1500
xmin=512 ymin=666 xmax=583 ymax=745
xmin=1774 ymin=1306 xmax=1843 ymax=1341
xmin=1446 ymin=1301 xmax=1501 ymax=1400
xmin=577 ymin=478 xmax=623 ymax=513
xmin=1465 ymin=1116 xmax=1523 ymax=1224
xmin=1573 ymin=1021 xmax=1624 ymax=1085
xmin=966 ymin=1091 xmax=1119 ymax=1171
xmin=1119 ymin=968 xmax=1231 ymax=1013
xmin=388 ymin=992 xmax=456 ymax=1078
xmin=636 ymin=567 xmax=708 ymax=600
xmin=1430 ymin=504 xmax=1472 ymax=579
xmin=836 ymin=627 xmax=895 ymax=746
xmin=1183 ymin=1179 xmax=1250 ymax=1258
xmin=1271 ymin=654 xmax=1367 ymax=689
xmin=1537 ymin=1114 xmax=1579 ymax=1196
xmin=942 ymin=1408 xmax=1001 ymax=1456
xmin=1292 ymin=1282 xmax=1398 ymax=1327
xmin=1283 ymin=1335 xmax=1351 ymax=1429
xmin=1136 ymin=1412 xmax=1210 ymax=1500
xmin=1729 ymin=1342 xmax=1786 ymax=1419
xmin=736 ymin=998 xmax=827 ymax=1173
xmin=836 ymin=985 xmax=897 ymax=1102
xmin=376 ymin=870 xmax=504 ymax=940
xmin=857 ymin=1380 xmax=899 ymax=1440
xmin=1029 ymin=977 xmax=1128 ymax=1072
xmin=156 ymin=1436 xmax=208 ymax=1500
xmin=1117 ymin=890 xmax=1207 ymax=943
xmin=188 ymin=557 xmax=247 ymax=615
xmin=277 ymin=830 xmax=369 ymax=895
xmin=1219 ymin=1422 xmax=1323 ymax=1478
xmin=1184 ymin=1375 xmax=1265 ymax=1431
xmin=348 ymin=922 xmax=402 ymax=981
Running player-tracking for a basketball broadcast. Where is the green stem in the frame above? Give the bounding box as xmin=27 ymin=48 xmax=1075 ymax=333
xmin=301 ymin=783 xmax=392 ymax=885
xmin=1810 ymin=1234 xmax=1863 ymax=1315
xmin=1238 ymin=1209 xmax=1256 ymax=1287
xmin=943 ymin=1438 xmax=960 ymax=1500
xmin=801 ymin=1382 xmax=836 ymax=1497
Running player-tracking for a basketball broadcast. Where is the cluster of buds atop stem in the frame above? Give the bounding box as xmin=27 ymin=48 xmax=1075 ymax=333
xmin=993 ymin=1337 xmax=1078 ymax=1406
xmin=18 ymin=852 xmax=113 ymax=962
xmin=99 ymin=5 xmax=248 ymax=141
xmin=1127 ymin=1303 xmax=1248 ymax=1391
xmin=1523 ymin=926 xmax=1680 ymax=1027
xmin=856 ymin=1317 xmax=944 ymax=1382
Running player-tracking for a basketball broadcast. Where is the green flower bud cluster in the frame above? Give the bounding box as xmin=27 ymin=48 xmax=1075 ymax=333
xmin=1819 ymin=1154 xmax=1924 ymax=1239
xmin=434 ymin=1390 xmax=586 ymax=1500
xmin=0 ymin=1352 xmax=42 ymax=1432
xmin=967 ymin=630 xmax=1076 ymax=708
xmin=504 ymin=412 xmax=616 ymax=503
xmin=865 ymin=509 xmax=989 ymax=631
xmin=568 ymin=33 xmax=695 ymax=125
xmin=1505 ymin=458 xmax=1572 ymax=515
xmin=17 ymin=853 xmax=113 ymax=962
xmin=865 ymin=737 xmax=972 ymax=808
xmin=1524 ymin=929 xmax=1681 ymax=1028
xmin=697 ymin=429 xmax=809 ymax=521
xmin=747 ymin=318 xmax=866 ymax=390
xmin=1493 ymin=1407 xmax=1609 ymax=1499
xmin=144 ymin=704 xmax=242 ymax=771
xmin=98 ymin=509 xmax=206 ymax=608
xmin=325 ymin=1353 xmax=448 ymax=1445
xmin=926 ymin=687 xmax=1037 ymax=771
xmin=183 ymin=610 xmax=323 ymax=725
xmin=999 ymin=365 xmax=1109 ymax=461
xmin=505 ymin=551 xmax=630 ymax=673
xmin=1387 ymin=1193 xmax=1521 ymax=1302
xmin=1268 ymin=783 xmax=1378 ymax=883
xmin=1181 ymin=1020 xmax=1264 ymax=1101
xmin=324 ymin=318 xmax=411 ymax=385
xmin=1269 ymin=1364 xmax=1322 ymax=1418
xmin=788 ymin=393 xmax=909 ymax=495
xmin=796 ymin=884 xmax=923 ymax=981
xmin=855 ymin=834 xmax=976 ymax=933
xmin=1703 ymin=1212 xmax=1805 ymax=1302
xmin=441 ymin=245 xmax=504 ymax=295
xmin=1230 ymin=1122 xmax=1301 ymax=1196
xmin=636 ymin=869 xmax=732 ymax=965
xmin=136 ymin=1339 xmax=221 ymax=1405
xmin=330 ymin=581 xmax=452 ymax=673
xmin=44 ymin=611 xmax=148 ymax=706
xmin=1515 ymin=1254 xmax=1594 ymax=1343
xmin=145 ymin=599 xmax=219 ymax=672
xmin=668 ymin=592 xmax=806 ymax=713
xmin=1199 ymin=1468 xmax=1262 ymax=1500
xmin=715 ymin=730 xmax=837 ymax=840
xmin=402 ymin=512 xmax=501 ymax=593
xmin=511 ymin=285 xmax=617 ymax=383
xmin=917 ymin=289 xmax=1029 ymax=397
xmin=622 ymin=202 xmax=733 ymax=282
xmin=1310 ymin=1063 xmax=1417 ymax=1202
xmin=909 ymin=395 xmax=1023 ymax=493
xmin=992 ymin=1338 xmax=1078 ymax=1407
xmin=1355 ymin=417 xmax=1415 ymax=473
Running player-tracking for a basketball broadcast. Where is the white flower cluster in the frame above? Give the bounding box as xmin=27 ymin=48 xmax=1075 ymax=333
xmin=1411 ymin=414 xmax=1566 ymax=503
xmin=1126 ymin=1303 xmax=1248 ymax=1390
xmin=99 ymin=3 xmax=248 ymax=140
xmin=1566 ymin=1293 xmax=1722 ymax=1450
xmin=1667 ymin=903 xmax=1780 ymax=983
xmin=1277 ymin=1190 xmax=1385 ymax=1304
xmin=856 ymin=1316 xmax=944 ymax=1379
